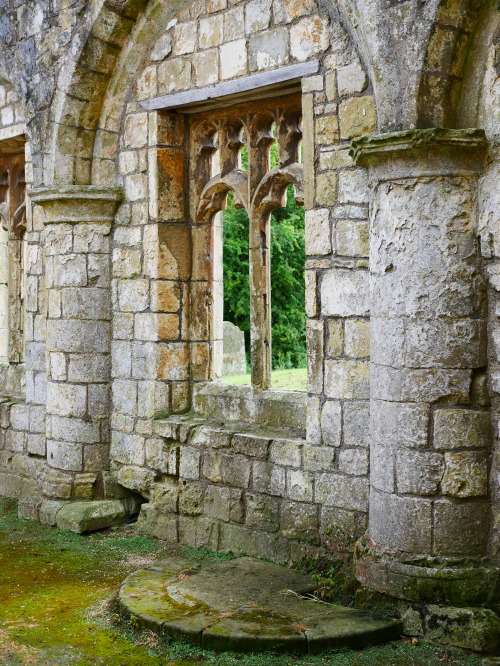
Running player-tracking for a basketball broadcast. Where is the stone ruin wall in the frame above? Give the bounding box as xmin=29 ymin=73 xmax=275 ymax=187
xmin=0 ymin=0 xmax=496 ymax=615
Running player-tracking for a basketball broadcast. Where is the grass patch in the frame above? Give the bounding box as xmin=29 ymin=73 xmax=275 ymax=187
xmin=0 ymin=496 xmax=485 ymax=665
xmin=222 ymin=367 xmax=307 ymax=391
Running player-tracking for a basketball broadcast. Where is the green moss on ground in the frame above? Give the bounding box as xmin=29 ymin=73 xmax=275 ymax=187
xmin=0 ymin=496 xmax=483 ymax=665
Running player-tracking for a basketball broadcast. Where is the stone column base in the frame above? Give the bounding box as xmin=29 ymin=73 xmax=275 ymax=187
xmin=354 ymin=538 xmax=499 ymax=608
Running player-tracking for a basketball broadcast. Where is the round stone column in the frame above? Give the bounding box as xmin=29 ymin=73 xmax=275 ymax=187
xmin=31 ymin=186 xmax=121 ymax=503
xmin=351 ymin=129 xmax=497 ymax=606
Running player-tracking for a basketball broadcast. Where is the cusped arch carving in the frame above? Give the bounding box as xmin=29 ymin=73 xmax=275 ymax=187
xmin=196 ymin=169 xmax=249 ymax=224
xmin=251 ymin=163 xmax=304 ymax=219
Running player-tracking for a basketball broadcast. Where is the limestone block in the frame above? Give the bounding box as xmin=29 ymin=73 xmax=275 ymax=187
xmin=423 ymin=606 xmax=500 ymax=654
xmin=336 ymin=219 xmax=369 ymax=257
xmin=302 ymin=75 xmax=324 ymax=93
xmin=433 ymin=409 xmax=491 ymax=450
xmin=433 ymin=500 xmax=489 ymax=556
xmin=287 ymin=469 xmax=313 ymax=502
xmin=88 ymin=255 xmax=110 ymax=288
xmin=220 ymin=40 xmax=247 ymax=79
xmin=112 ymin=248 xmax=141 ymax=278
xmin=338 ymin=448 xmax=368 ymax=476
xmin=204 ymin=485 xmax=244 ymax=523
xmin=315 ymin=115 xmax=339 ymax=145
xmin=157 ymin=343 xmax=190 ymax=380
xmin=344 ymin=319 xmax=370 ymax=358
xmin=232 ymin=432 xmax=270 ymax=458
xmin=199 ymin=15 xmax=223 ymax=50
xmin=320 ymin=400 xmax=342 ymax=446
xmin=306 ymin=319 xmax=324 ymax=394
xmin=371 ymin=367 xmax=471 ymax=403
xmin=61 ymin=287 xmax=110 ymax=320
xmin=123 ymin=113 xmax=148 ymax=148
xmin=269 ymin=438 xmax=302 ymax=467
xmin=320 ymin=145 xmax=354 ymax=170
xmin=221 ymin=454 xmax=251 ymax=488
xmin=246 ymin=493 xmax=280 ymax=531
xmin=290 ymin=16 xmax=330 ymax=61
xmin=321 ymin=269 xmax=369 ymax=317
xmin=315 ymin=472 xmax=368 ymax=511
xmin=305 ymin=270 xmax=318 ymax=317
xmin=125 ymin=173 xmax=147 ymax=201
xmin=338 ymin=169 xmax=369 ymax=204
xmin=47 ymin=439 xmax=83 ymax=471
xmin=180 ymin=446 xmax=201 ymax=479
xmin=371 ymin=401 xmax=429 ymax=449
xmin=47 ymin=255 xmax=87 ymax=287
xmin=396 ymin=450 xmax=444 ymax=495
xmin=274 ymin=0 xmax=315 ymax=22
xmin=253 ymin=461 xmax=285 ymax=495
xmin=56 ymin=500 xmax=127 ymax=534
xmin=111 ymin=432 xmax=145 ymax=466
xmin=150 ymin=281 xmax=181 ymax=313
xmin=73 ymin=223 xmax=111 ymax=254
xmin=405 ymin=318 xmax=486 ymax=369
xmin=118 ymin=279 xmax=149 ymax=312
xmin=158 ymin=58 xmax=192 ymax=94
xmin=173 ymin=21 xmax=197 ymax=55
xmin=49 ymin=415 xmax=100 ymax=444
xmin=249 ymin=28 xmax=288 ymax=72
xmin=245 ymin=0 xmax=272 ymax=33
xmin=4 ymin=430 xmax=24 ymax=452
xmin=316 ymin=172 xmax=338 ymax=206
xmin=116 ymin=464 xmax=153 ymax=494
xmin=324 ymin=359 xmax=369 ymax=400
xmin=339 ymin=96 xmax=376 ymax=140
xmin=441 ymin=451 xmax=489 ymax=497
xmin=302 ymin=445 xmax=335 ymax=471
xmin=144 ymin=224 xmax=191 ymax=280
xmin=112 ymin=341 xmax=132 ymax=378
xmin=179 ymin=483 xmax=203 ymax=516
xmin=320 ymin=506 xmax=364 ymax=549
xmin=343 ymin=401 xmax=369 ymax=448
xmin=30 ymin=406 xmax=46 ymax=433
xmin=337 ymin=64 xmax=367 ymax=96
xmin=370 ymin=442 xmax=395 ymax=492
xmin=47 ymin=320 xmax=110 ymax=353
xmin=136 ymin=65 xmax=157 ymax=101
xmin=326 ymin=319 xmax=343 ymax=357
xmin=83 ymin=445 xmax=110 ymax=474
xmin=224 ymin=7 xmax=245 ymax=41
xmin=88 ymin=384 xmax=110 ymax=419
xmin=194 ymin=49 xmax=220 ymax=87
xmin=370 ymin=317 xmax=405 ymax=367
xmin=112 ymin=379 xmax=137 ymax=415
xmin=68 ymin=349 xmax=108 ymax=383
xmin=41 ymin=469 xmax=72 ymax=500
xmin=151 ymin=33 xmax=172 ymax=61
xmin=369 ymin=489 xmax=433 ymax=554
xmin=282 ymin=502 xmax=320 ymax=546
xmin=47 ymin=382 xmax=87 ymax=418
xmin=9 ymin=403 xmax=29 ymax=431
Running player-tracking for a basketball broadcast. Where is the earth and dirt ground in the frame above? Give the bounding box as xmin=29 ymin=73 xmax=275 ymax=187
xmin=0 ymin=496 xmax=485 ymax=665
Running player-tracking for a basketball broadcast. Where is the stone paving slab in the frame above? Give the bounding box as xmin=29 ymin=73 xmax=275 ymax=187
xmin=119 ymin=556 xmax=402 ymax=654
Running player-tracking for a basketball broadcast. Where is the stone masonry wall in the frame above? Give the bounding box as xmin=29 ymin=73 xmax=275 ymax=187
xmin=103 ymin=0 xmax=377 ymax=560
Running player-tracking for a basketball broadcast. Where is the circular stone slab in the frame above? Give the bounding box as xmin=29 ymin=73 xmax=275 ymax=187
xmin=119 ymin=556 xmax=401 ymax=654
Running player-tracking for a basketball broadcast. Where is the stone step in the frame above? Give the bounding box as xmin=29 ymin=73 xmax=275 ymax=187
xmin=119 ymin=556 xmax=402 ymax=654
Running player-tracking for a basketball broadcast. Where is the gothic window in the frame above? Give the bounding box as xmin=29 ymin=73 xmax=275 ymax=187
xmin=190 ymin=94 xmax=303 ymax=390
xmin=0 ymin=153 xmax=27 ymax=365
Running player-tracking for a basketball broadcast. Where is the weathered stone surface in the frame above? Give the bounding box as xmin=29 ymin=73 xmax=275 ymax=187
xmin=321 ymin=269 xmax=369 ymax=317
xmin=56 ymin=500 xmax=127 ymax=533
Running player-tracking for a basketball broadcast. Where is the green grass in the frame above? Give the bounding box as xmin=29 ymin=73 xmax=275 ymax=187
xmin=0 ymin=496 xmax=485 ymax=666
xmin=222 ymin=367 xmax=307 ymax=391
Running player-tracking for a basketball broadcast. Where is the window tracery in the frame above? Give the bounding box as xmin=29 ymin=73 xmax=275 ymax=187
xmin=190 ymin=94 xmax=303 ymax=390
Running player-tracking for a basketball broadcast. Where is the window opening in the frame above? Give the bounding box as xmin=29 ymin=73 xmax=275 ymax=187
xmin=190 ymin=94 xmax=304 ymax=391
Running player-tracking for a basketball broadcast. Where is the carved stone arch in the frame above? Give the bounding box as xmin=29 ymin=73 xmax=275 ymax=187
xmin=251 ymin=163 xmax=304 ymax=220
xmin=416 ymin=0 xmax=492 ymax=129
xmin=196 ymin=171 xmax=249 ymax=224
xmin=47 ymin=0 xmax=192 ymax=188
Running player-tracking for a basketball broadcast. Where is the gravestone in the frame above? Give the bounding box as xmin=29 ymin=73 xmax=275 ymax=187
xmin=223 ymin=321 xmax=246 ymax=376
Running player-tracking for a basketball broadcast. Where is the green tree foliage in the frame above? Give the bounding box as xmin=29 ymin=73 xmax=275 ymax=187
xmin=223 ymin=143 xmax=306 ymax=369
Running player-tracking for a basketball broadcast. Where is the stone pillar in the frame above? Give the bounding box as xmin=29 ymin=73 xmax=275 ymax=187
xmin=30 ymin=186 xmax=121 ymax=502
xmin=351 ymin=129 xmax=497 ymax=606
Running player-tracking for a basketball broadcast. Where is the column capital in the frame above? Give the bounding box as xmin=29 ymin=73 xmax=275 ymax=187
xmin=350 ymin=128 xmax=487 ymax=180
xmin=29 ymin=185 xmax=122 ymax=224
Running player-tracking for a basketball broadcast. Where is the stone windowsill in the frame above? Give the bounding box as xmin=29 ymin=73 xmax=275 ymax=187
xmin=192 ymin=381 xmax=307 ymax=437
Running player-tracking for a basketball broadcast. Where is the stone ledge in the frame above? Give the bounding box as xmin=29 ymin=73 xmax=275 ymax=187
xmin=119 ymin=556 xmax=401 ymax=654
xmin=38 ymin=498 xmax=142 ymax=534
